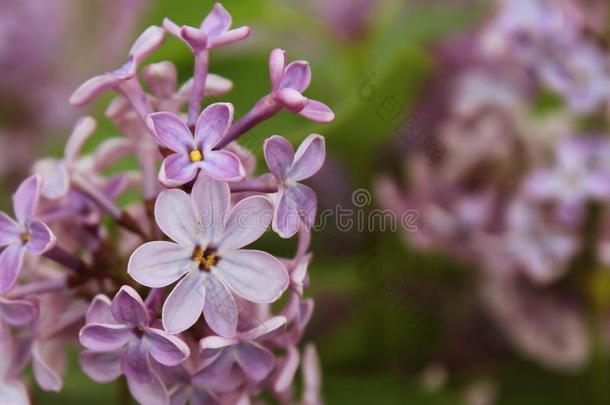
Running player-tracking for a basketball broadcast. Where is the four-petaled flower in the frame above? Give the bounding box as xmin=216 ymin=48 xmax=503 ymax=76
xmin=268 ymin=48 xmax=335 ymax=123
xmin=148 ymin=103 xmax=246 ymax=187
xmin=79 ymin=287 xmax=190 ymax=391
xmin=264 ymin=135 xmax=326 ymax=238
xmin=0 ymin=175 xmax=56 ymax=293
xmin=163 ymin=3 xmax=250 ymax=53
xmin=70 ymin=26 xmax=165 ymax=106
xmin=128 ymin=175 xmax=289 ymax=336
xmin=196 ymin=316 xmax=287 ymax=384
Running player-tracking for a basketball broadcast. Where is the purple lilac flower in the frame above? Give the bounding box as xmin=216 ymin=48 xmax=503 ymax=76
xmin=163 ymin=3 xmax=250 ymax=127
xmin=0 ymin=296 xmax=39 ymax=327
xmin=525 ymin=136 xmax=610 ymax=222
xmin=34 ymin=116 xmax=97 ymax=199
xmin=196 ymin=316 xmax=287 ymax=384
xmin=80 ymin=287 xmax=189 ymax=403
xmin=163 ymin=3 xmax=250 ymax=53
xmin=268 ymin=49 xmax=335 ymax=123
xmin=70 ymin=25 xmax=164 ymax=108
xmin=0 ymin=3 xmax=328 ymax=402
xmin=148 ymin=103 xmax=245 ymax=187
xmin=142 ymin=61 xmax=233 ymax=114
xmin=264 ymin=135 xmax=326 ymax=238
xmin=0 ymin=175 xmax=56 ymax=293
xmin=128 ymin=175 xmax=289 ymax=336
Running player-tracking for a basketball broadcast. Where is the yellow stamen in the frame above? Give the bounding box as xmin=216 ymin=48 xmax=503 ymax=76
xmin=192 ymin=246 xmax=218 ymax=271
xmin=21 ymin=233 xmax=31 ymax=244
xmin=189 ymin=150 xmax=203 ymax=162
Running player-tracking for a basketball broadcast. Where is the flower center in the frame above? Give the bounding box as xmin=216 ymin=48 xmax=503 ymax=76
xmin=192 ymin=246 xmax=218 ymax=271
xmin=21 ymin=233 xmax=31 ymax=244
xmin=133 ymin=325 xmax=145 ymax=338
xmin=189 ymin=149 xmax=203 ymax=162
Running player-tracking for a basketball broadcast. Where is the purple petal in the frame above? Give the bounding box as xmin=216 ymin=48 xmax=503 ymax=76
xmin=241 ymin=316 xmax=287 ymax=341
xmin=94 ymin=138 xmax=135 ymax=171
xmin=194 ymin=103 xmax=233 ymax=151
xmin=280 ymin=61 xmax=311 ymax=92
xmin=0 ymin=244 xmax=25 ymax=293
xmin=274 ymin=88 xmax=308 ymax=112
xmin=192 ymin=350 xmax=234 ymax=386
xmin=122 ymin=340 xmax=151 ymax=383
xmin=160 ymin=153 xmax=200 ymax=187
xmin=200 ymin=150 xmax=245 ymax=182
xmin=0 ymin=380 xmax=29 ymax=404
xmin=26 ymin=220 xmax=56 ymax=255
xmin=180 ymin=25 xmax=208 ymax=52
xmin=273 ymin=345 xmax=300 ymax=393
xmin=162 ymin=271 xmax=206 ymax=334
xmin=80 ymin=350 xmax=123 ymax=383
xmin=202 ymin=275 xmax=237 ymax=337
xmin=269 ymin=48 xmax=286 ymax=92
xmin=130 ymin=26 xmax=165 ymax=64
xmin=169 ymin=385 xmax=190 ymax=405
xmin=32 ymin=340 xmax=65 ymax=392
xmin=128 ymin=241 xmax=193 ymax=288
xmin=302 ymin=344 xmax=322 ymax=403
xmin=144 ymin=328 xmax=190 ymax=366
xmin=111 ymin=286 xmax=149 ymax=327
xmin=201 ymin=3 xmax=232 ymax=39
xmin=0 ymin=296 xmax=39 ymax=326
xmin=86 ymin=295 xmax=116 ymax=324
xmin=215 ymin=249 xmax=289 ymax=303
xmin=191 ymin=175 xmax=230 ymax=245
xmin=208 ymin=27 xmax=250 ymax=48
xmin=13 ymin=175 xmax=41 ymax=225
xmin=35 ymin=159 xmax=70 ymax=199
xmin=142 ymin=61 xmax=178 ymax=99
xmin=274 ymin=183 xmax=317 ymax=238
xmin=205 ymin=74 xmax=233 ymax=97
xmin=199 ymin=335 xmax=237 ymax=351
xmin=264 ymin=135 xmax=295 ymax=179
xmin=219 ymin=196 xmax=273 ymax=251
xmin=191 ymin=388 xmax=221 ymax=405
xmin=69 ymin=74 xmax=118 ymax=106
xmin=147 ymin=112 xmax=193 ymax=153
xmin=235 ymin=342 xmax=275 ymax=381
xmin=127 ymin=370 xmax=169 ymax=405
xmin=155 ymin=190 xmax=201 ymax=247
xmin=0 ymin=212 xmax=20 ymax=246
xmin=298 ymin=99 xmax=335 ymax=123
xmin=65 ymin=116 xmax=96 ymax=163
xmin=287 ymin=135 xmax=326 ymax=182
xmin=79 ymin=323 xmax=130 ymax=351
xmin=162 ymin=17 xmax=182 ymax=38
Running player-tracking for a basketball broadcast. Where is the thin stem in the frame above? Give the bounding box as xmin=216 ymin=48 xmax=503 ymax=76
xmin=117 ymin=78 xmax=159 ymax=202
xmin=215 ymin=95 xmax=281 ymax=149
xmin=72 ymin=174 xmax=122 ymax=219
xmin=188 ymin=51 xmax=209 ymax=127
xmin=118 ymin=77 xmax=153 ymax=124
xmin=73 ymin=173 xmax=148 ymax=239
xmin=44 ymin=245 xmax=88 ymax=273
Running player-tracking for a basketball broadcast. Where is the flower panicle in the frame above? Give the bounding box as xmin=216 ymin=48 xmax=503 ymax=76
xmin=0 ymin=3 xmax=333 ymax=404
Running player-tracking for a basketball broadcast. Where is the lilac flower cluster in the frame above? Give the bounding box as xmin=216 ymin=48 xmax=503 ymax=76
xmin=0 ymin=3 xmax=333 ymax=404
xmin=377 ymin=0 xmax=610 ymax=371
